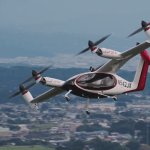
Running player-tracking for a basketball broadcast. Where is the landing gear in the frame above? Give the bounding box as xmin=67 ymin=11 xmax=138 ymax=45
xmin=65 ymin=90 xmax=72 ymax=101
xmin=86 ymin=98 xmax=90 ymax=115
xmin=86 ymin=110 xmax=90 ymax=115
xmin=66 ymin=96 xmax=70 ymax=101
xmin=113 ymin=96 xmax=117 ymax=101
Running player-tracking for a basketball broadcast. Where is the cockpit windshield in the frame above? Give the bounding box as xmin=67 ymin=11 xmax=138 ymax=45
xmin=77 ymin=74 xmax=96 ymax=82
xmin=76 ymin=73 xmax=116 ymax=90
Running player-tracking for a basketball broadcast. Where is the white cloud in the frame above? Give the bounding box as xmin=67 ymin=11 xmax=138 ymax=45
xmin=0 ymin=53 xmax=142 ymax=71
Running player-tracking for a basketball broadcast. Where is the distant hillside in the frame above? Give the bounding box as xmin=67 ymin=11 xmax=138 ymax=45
xmin=0 ymin=66 xmax=149 ymax=104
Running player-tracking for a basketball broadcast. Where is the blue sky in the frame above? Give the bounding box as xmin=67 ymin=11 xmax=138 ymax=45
xmin=0 ymin=0 xmax=150 ymax=36
xmin=0 ymin=0 xmax=150 ymax=69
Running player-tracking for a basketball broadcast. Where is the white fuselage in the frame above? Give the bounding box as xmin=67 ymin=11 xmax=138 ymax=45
xmin=73 ymin=72 xmax=131 ymax=96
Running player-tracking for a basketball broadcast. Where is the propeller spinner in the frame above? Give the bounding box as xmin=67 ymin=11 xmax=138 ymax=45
xmin=127 ymin=21 xmax=150 ymax=38
xmin=76 ymin=34 xmax=112 ymax=56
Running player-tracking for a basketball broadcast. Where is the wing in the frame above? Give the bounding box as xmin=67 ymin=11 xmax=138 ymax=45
xmin=96 ymin=41 xmax=150 ymax=73
xmin=30 ymin=87 xmax=65 ymax=103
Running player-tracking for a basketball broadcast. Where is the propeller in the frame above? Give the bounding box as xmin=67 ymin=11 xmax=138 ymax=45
xmin=127 ymin=21 xmax=150 ymax=38
xmin=21 ymin=65 xmax=52 ymax=85
xmin=8 ymin=82 xmax=36 ymax=100
xmin=76 ymin=34 xmax=112 ymax=56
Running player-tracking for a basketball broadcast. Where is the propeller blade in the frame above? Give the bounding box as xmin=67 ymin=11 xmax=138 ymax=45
xmin=21 ymin=76 xmax=34 ymax=85
xmin=8 ymin=91 xmax=21 ymax=100
xmin=127 ymin=27 xmax=144 ymax=38
xmin=127 ymin=20 xmax=149 ymax=38
xmin=38 ymin=65 xmax=52 ymax=74
xmin=76 ymin=47 xmax=90 ymax=56
xmin=25 ymin=82 xmax=36 ymax=90
xmin=94 ymin=34 xmax=112 ymax=46
xmin=76 ymin=34 xmax=112 ymax=56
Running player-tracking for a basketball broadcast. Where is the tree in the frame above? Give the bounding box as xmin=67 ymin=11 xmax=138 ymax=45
xmin=76 ymin=123 xmax=107 ymax=132
xmin=82 ymin=119 xmax=88 ymax=124
xmin=126 ymin=140 xmax=140 ymax=150
xmin=135 ymin=121 xmax=147 ymax=131
xmin=120 ymin=110 xmax=134 ymax=117
xmin=56 ymin=137 xmax=129 ymax=150
xmin=41 ymin=103 xmax=49 ymax=112
xmin=140 ymin=144 xmax=150 ymax=150
xmin=109 ymin=119 xmax=135 ymax=136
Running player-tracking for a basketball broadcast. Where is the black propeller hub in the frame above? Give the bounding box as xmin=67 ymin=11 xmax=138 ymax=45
xmin=32 ymin=70 xmax=38 ymax=77
xmin=141 ymin=20 xmax=148 ymax=28
xmin=88 ymin=40 xmax=94 ymax=49
xmin=90 ymin=66 xmax=95 ymax=72
xmin=19 ymin=85 xmax=25 ymax=92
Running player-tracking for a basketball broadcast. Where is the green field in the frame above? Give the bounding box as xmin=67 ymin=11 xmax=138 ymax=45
xmin=30 ymin=123 xmax=57 ymax=131
xmin=0 ymin=146 xmax=55 ymax=150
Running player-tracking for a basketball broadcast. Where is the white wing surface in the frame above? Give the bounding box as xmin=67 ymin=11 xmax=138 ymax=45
xmin=30 ymin=87 xmax=65 ymax=103
xmin=96 ymin=41 xmax=150 ymax=73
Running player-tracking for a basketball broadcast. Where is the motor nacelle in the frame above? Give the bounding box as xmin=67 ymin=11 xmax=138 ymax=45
xmin=94 ymin=48 xmax=121 ymax=59
xmin=41 ymin=77 xmax=65 ymax=87
xmin=142 ymin=22 xmax=150 ymax=40
xmin=22 ymin=90 xmax=38 ymax=110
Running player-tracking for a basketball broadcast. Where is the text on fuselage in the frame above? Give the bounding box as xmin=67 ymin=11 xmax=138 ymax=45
xmin=118 ymin=80 xmax=131 ymax=88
